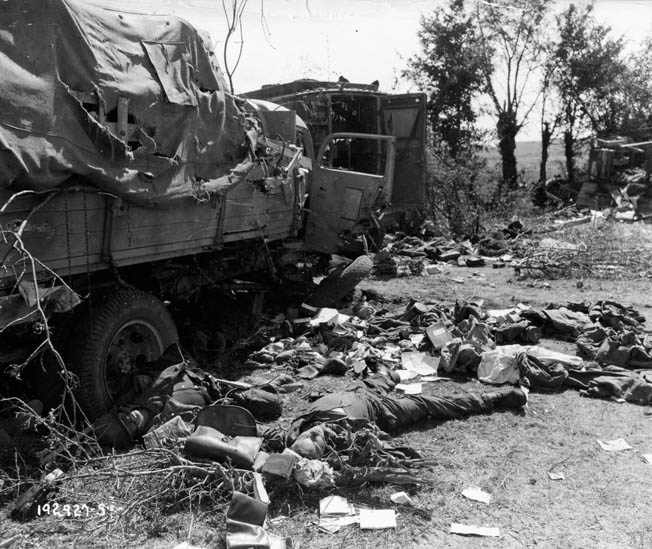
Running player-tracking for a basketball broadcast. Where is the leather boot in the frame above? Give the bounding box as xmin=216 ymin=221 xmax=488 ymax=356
xmin=484 ymin=388 xmax=527 ymax=409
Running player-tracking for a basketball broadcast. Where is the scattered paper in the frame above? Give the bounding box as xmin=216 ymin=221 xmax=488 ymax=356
xmin=396 ymin=369 xmax=420 ymax=382
xmin=401 ymin=352 xmax=439 ymax=375
xmin=309 ymin=308 xmax=350 ymax=327
xmin=597 ymin=438 xmax=633 ymax=452
xmin=642 ymin=454 xmax=652 ymax=464
xmin=410 ymin=334 xmax=425 ymax=346
xmin=319 ymin=495 xmax=354 ymax=516
xmin=359 ymin=509 xmax=396 ymax=530
xmin=548 ymin=471 xmax=565 ymax=480
xmin=450 ymin=523 xmax=500 ymax=537
xmin=461 ymin=486 xmax=491 ymax=504
xmin=390 ymin=492 xmax=414 ymax=505
xmin=318 ymin=495 xmax=359 ymax=533
xmin=396 ymin=383 xmax=423 ymax=395
xmin=318 ymin=515 xmax=358 ymax=534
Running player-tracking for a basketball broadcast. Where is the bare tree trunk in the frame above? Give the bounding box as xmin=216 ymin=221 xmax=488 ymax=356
xmin=497 ymin=111 xmax=518 ymax=191
xmin=564 ymin=130 xmax=575 ymax=186
xmin=539 ymin=122 xmax=551 ymax=183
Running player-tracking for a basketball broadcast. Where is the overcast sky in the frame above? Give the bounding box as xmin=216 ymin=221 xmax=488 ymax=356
xmin=94 ymin=0 xmax=652 ymax=139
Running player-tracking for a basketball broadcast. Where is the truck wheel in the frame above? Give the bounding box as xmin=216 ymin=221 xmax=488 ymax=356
xmin=307 ymin=255 xmax=373 ymax=308
xmin=68 ymin=289 xmax=178 ymax=420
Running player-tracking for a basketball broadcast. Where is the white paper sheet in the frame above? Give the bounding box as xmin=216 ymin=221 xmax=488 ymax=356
xmin=390 ymin=491 xmax=414 ymax=505
xmin=396 ymin=383 xmax=423 ymax=395
xmin=461 ymin=486 xmax=491 ymax=504
xmin=597 ymin=438 xmax=633 ymax=452
xmin=319 ymin=495 xmax=355 ymax=516
xmin=359 ymin=509 xmax=396 ymax=530
xmin=401 ymin=352 xmax=439 ymax=375
xmin=548 ymin=471 xmax=565 ymax=480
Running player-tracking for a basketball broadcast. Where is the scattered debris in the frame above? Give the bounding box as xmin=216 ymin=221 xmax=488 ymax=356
xmin=461 ymin=486 xmax=492 ymax=504
xmin=450 ymin=523 xmax=500 ymax=537
xmin=320 ymin=495 xmax=354 ymax=516
xmin=359 ymin=509 xmax=397 ymax=530
xmin=3 ymin=225 xmax=652 ymax=546
xmin=317 ymin=495 xmax=359 ymax=533
xmin=548 ymin=471 xmax=566 ymax=481
xmin=11 ymin=468 xmax=64 ymax=521
xmin=0 ymin=536 xmax=23 ymax=548
xmin=225 ymin=491 xmax=292 ymax=549
xmin=426 ymin=322 xmax=453 ymax=350
xmin=396 ymin=383 xmax=423 ymax=395
xmin=390 ymin=492 xmax=414 ymax=505
xmin=577 ymin=137 xmax=652 ymax=219
xmin=597 ymin=438 xmax=633 ymax=452
xmin=400 ymin=352 xmax=439 ymax=376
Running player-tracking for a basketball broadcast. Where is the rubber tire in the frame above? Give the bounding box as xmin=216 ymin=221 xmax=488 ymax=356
xmin=307 ymin=255 xmax=373 ymax=308
xmin=67 ymin=288 xmax=178 ymax=420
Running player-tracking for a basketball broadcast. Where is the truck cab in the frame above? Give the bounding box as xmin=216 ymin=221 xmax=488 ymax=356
xmin=243 ymin=79 xmax=427 ymax=226
xmin=245 ymin=98 xmax=397 ymax=256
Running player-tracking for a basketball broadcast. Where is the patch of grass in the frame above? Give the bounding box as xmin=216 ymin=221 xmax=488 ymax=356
xmin=3 ymin=226 xmax=652 ymax=548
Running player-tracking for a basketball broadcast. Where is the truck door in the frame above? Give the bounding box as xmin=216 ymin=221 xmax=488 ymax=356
xmin=380 ymin=94 xmax=427 ymax=212
xmin=304 ymin=132 xmax=395 ymax=255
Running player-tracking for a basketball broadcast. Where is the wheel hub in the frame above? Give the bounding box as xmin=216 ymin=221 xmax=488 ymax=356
xmin=115 ymin=350 xmax=134 ymax=374
xmin=104 ymin=320 xmax=165 ymax=402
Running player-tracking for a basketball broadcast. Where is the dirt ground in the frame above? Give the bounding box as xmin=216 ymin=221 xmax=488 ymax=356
xmin=2 ymin=244 xmax=652 ymax=549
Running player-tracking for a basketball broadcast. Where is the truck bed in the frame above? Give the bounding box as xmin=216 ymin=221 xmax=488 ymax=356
xmin=0 ymin=175 xmax=300 ymax=290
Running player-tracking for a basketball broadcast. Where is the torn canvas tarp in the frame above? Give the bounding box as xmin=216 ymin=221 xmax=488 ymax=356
xmin=0 ymin=0 xmax=250 ymax=206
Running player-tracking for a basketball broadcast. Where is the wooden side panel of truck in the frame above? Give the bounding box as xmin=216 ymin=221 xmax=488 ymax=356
xmin=0 ymin=175 xmax=301 ymax=290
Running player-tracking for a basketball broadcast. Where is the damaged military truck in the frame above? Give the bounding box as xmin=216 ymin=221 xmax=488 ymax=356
xmin=244 ymin=79 xmax=427 ymax=226
xmin=0 ymin=1 xmax=398 ymax=419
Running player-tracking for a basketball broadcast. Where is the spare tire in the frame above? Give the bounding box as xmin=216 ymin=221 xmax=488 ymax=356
xmin=67 ymin=288 xmax=178 ymax=420
xmin=307 ymin=255 xmax=373 ymax=308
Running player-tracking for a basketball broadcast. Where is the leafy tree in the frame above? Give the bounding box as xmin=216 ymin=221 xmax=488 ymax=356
xmin=549 ymin=4 xmax=627 ymax=184
xmin=403 ymin=0 xmax=485 ymax=158
xmin=425 ymin=137 xmax=489 ymax=237
xmin=537 ymin=43 xmax=560 ymax=186
xmin=475 ymin=0 xmax=551 ymax=192
xmin=406 ymin=0 xmax=550 ymax=197
xmin=619 ymin=38 xmax=652 ymax=140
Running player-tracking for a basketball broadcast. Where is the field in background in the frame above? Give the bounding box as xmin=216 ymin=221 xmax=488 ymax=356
xmin=482 ymin=141 xmax=569 ymax=184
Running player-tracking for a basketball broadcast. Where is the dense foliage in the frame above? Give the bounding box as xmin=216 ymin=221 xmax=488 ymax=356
xmin=404 ymin=0 xmax=652 ymax=231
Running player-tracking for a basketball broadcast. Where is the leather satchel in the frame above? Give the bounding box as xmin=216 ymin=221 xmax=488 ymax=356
xmin=184 ymin=425 xmax=262 ymax=468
